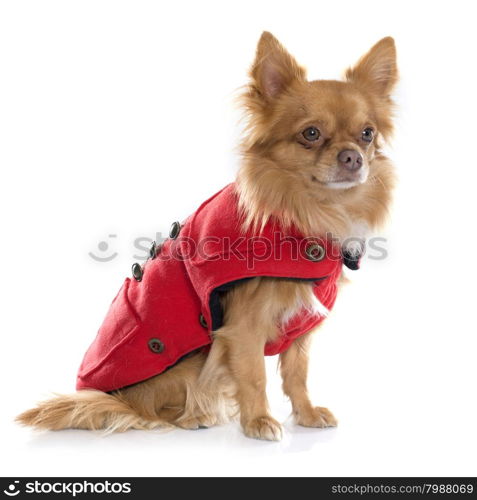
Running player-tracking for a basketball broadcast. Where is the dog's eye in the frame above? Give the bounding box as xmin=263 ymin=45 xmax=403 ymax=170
xmin=302 ymin=127 xmax=320 ymax=142
xmin=362 ymin=127 xmax=374 ymax=143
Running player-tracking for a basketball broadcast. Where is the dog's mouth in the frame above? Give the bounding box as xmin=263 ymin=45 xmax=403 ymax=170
xmin=311 ymin=169 xmax=368 ymax=190
xmin=323 ymin=180 xmax=361 ymax=190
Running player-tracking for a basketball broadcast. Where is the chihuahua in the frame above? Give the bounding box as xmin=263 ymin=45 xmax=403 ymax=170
xmin=17 ymin=32 xmax=397 ymax=441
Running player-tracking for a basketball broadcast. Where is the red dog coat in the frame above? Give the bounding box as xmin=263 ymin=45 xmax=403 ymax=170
xmin=77 ymin=184 xmax=345 ymax=392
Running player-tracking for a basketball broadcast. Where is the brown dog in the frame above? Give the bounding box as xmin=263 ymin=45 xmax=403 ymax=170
xmin=17 ymin=32 xmax=397 ymax=441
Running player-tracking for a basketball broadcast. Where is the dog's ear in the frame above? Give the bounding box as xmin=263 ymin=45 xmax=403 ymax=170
xmin=250 ymin=31 xmax=306 ymax=101
xmin=345 ymin=37 xmax=397 ymax=97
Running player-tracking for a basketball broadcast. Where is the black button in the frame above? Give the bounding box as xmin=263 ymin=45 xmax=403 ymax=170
xmin=149 ymin=241 xmax=157 ymax=259
xmin=199 ymin=314 xmax=207 ymax=329
xmin=169 ymin=221 xmax=181 ymax=239
xmin=148 ymin=338 xmax=164 ymax=354
xmin=342 ymin=250 xmax=360 ymax=270
xmin=305 ymin=243 xmax=326 ymax=262
xmin=131 ymin=263 xmax=143 ymax=281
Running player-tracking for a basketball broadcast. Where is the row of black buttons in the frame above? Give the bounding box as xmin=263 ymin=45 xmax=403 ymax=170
xmin=128 ymin=221 xmax=208 ymax=354
xmin=130 ymin=221 xmax=182 ymax=283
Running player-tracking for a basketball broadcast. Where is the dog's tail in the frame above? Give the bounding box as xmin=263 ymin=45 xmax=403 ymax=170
xmin=15 ymin=390 xmax=166 ymax=432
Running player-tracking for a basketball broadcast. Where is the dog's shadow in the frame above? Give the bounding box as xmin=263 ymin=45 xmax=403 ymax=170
xmin=23 ymin=416 xmax=337 ymax=456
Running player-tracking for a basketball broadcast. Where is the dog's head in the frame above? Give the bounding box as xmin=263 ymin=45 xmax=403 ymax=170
xmin=243 ymin=32 xmax=397 ymax=190
xmin=239 ymin=32 xmax=397 ymax=236
xmin=238 ymin=32 xmax=397 ymax=234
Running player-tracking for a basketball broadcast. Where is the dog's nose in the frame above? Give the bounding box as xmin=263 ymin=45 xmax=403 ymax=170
xmin=337 ymin=149 xmax=363 ymax=171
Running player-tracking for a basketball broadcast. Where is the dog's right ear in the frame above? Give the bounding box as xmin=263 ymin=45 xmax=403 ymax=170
xmin=250 ymin=32 xmax=306 ymax=101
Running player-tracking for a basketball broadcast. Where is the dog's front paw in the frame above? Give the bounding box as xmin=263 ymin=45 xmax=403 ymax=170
xmin=295 ymin=406 xmax=337 ymax=428
xmin=243 ymin=415 xmax=283 ymax=441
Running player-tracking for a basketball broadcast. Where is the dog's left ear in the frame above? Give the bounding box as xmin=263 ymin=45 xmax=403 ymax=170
xmin=345 ymin=37 xmax=398 ymax=98
xmin=250 ymin=31 xmax=306 ymax=101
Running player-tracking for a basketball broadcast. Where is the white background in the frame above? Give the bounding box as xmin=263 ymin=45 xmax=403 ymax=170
xmin=1 ymin=0 xmax=476 ymax=477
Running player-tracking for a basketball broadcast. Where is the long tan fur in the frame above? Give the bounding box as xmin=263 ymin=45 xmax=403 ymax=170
xmin=17 ymin=32 xmax=397 ymax=440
